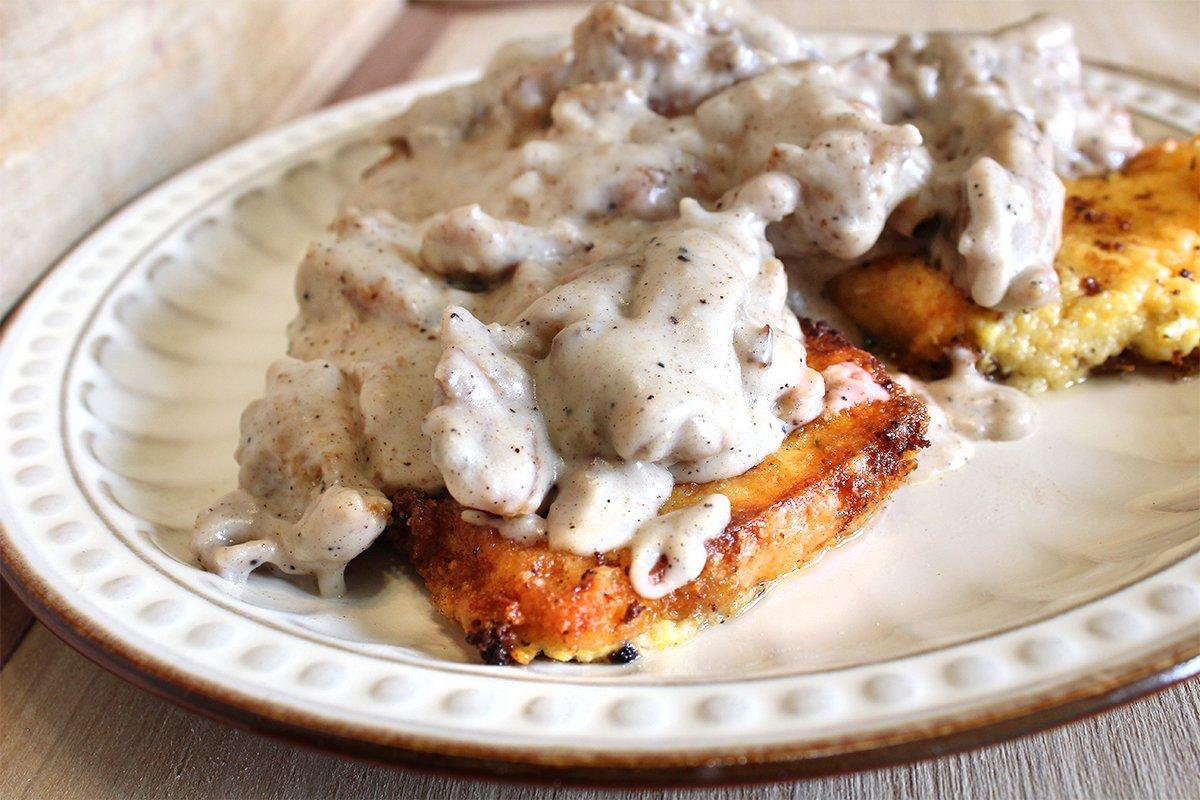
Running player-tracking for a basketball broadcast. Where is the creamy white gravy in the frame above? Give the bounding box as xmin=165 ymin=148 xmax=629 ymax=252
xmin=191 ymin=359 xmax=392 ymax=595
xmin=460 ymin=509 xmax=548 ymax=545
xmin=193 ymin=0 xmax=1133 ymax=598
xmin=895 ymin=375 xmax=975 ymax=484
xmin=822 ymin=362 xmax=890 ymax=415
xmin=898 ymin=349 xmax=1038 ymax=483
xmin=629 ymin=493 xmax=732 ymax=599
xmin=928 ymin=349 xmax=1039 ymax=442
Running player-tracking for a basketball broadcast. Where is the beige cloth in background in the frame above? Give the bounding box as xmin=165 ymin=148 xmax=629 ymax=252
xmin=0 ymin=0 xmax=398 ymax=314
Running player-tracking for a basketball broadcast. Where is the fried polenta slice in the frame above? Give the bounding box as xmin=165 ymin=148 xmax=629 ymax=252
xmin=391 ymin=320 xmax=928 ymax=665
xmin=828 ymin=137 xmax=1200 ymax=391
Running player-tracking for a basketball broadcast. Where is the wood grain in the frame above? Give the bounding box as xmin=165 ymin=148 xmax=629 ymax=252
xmin=1 ymin=624 xmax=1197 ymax=799
xmin=2 ymin=1 xmax=1199 ymax=797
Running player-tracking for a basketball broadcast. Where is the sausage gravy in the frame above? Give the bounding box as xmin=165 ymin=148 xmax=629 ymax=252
xmin=192 ymin=0 xmax=1137 ymax=598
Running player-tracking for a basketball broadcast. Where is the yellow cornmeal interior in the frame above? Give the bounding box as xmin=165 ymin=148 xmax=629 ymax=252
xmin=514 ymin=618 xmax=703 ymax=664
xmin=974 ymin=137 xmax=1199 ymax=391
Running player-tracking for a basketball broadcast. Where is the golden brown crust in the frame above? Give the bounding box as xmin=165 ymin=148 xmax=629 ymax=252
xmin=391 ymin=320 xmax=929 ymax=664
xmin=825 ymin=256 xmax=991 ymax=377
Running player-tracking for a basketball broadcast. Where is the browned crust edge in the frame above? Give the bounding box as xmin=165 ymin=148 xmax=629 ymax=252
xmin=1096 ymin=346 xmax=1200 ymax=378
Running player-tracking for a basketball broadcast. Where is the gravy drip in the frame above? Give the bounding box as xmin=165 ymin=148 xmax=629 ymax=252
xmin=191 ymin=359 xmax=391 ymax=595
xmin=193 ymin=0 xmax=1132 ymax=597
xmin=895 ymin=375 xmax=975 ymax=484
xmin=926 ymin=349 xmax=1039 ymax=442
xmin=898 ymin=349 xmax=1038 ymax=483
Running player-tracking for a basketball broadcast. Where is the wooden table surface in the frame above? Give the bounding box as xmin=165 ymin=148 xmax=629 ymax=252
xmin=2 ymin=2 xmax=1199 ymax=797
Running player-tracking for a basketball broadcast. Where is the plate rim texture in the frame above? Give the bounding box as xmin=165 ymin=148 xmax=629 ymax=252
xmin=2 ymin=557 xmax=1197 ymax=786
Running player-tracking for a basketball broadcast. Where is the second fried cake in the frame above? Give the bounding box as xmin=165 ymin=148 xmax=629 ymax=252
xmin=828 ymin=138 xmax=1200 ymax=391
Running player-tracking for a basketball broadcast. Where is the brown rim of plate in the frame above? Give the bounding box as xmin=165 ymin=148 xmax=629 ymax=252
xmin=3 ymin=526 xmax=1199 ymax=787
xmin=1 ymin=52 xmax=1198 ymax=788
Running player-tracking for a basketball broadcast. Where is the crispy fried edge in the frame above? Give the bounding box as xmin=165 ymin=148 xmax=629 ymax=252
xmin=390 ymin=319 xmax=929 ymax=664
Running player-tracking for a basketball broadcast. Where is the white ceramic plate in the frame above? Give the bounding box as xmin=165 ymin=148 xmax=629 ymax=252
xmin=2 ymin=35 xmax=1198 ymax=784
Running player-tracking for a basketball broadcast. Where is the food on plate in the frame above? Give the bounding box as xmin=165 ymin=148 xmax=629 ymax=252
xmin=189 ymin=0 xmax=1175 ymax=663
xmin=829 ymin=137 xmax=1200 ymax=390
xmin=397 ymin=320 xmax=925 ymax=664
